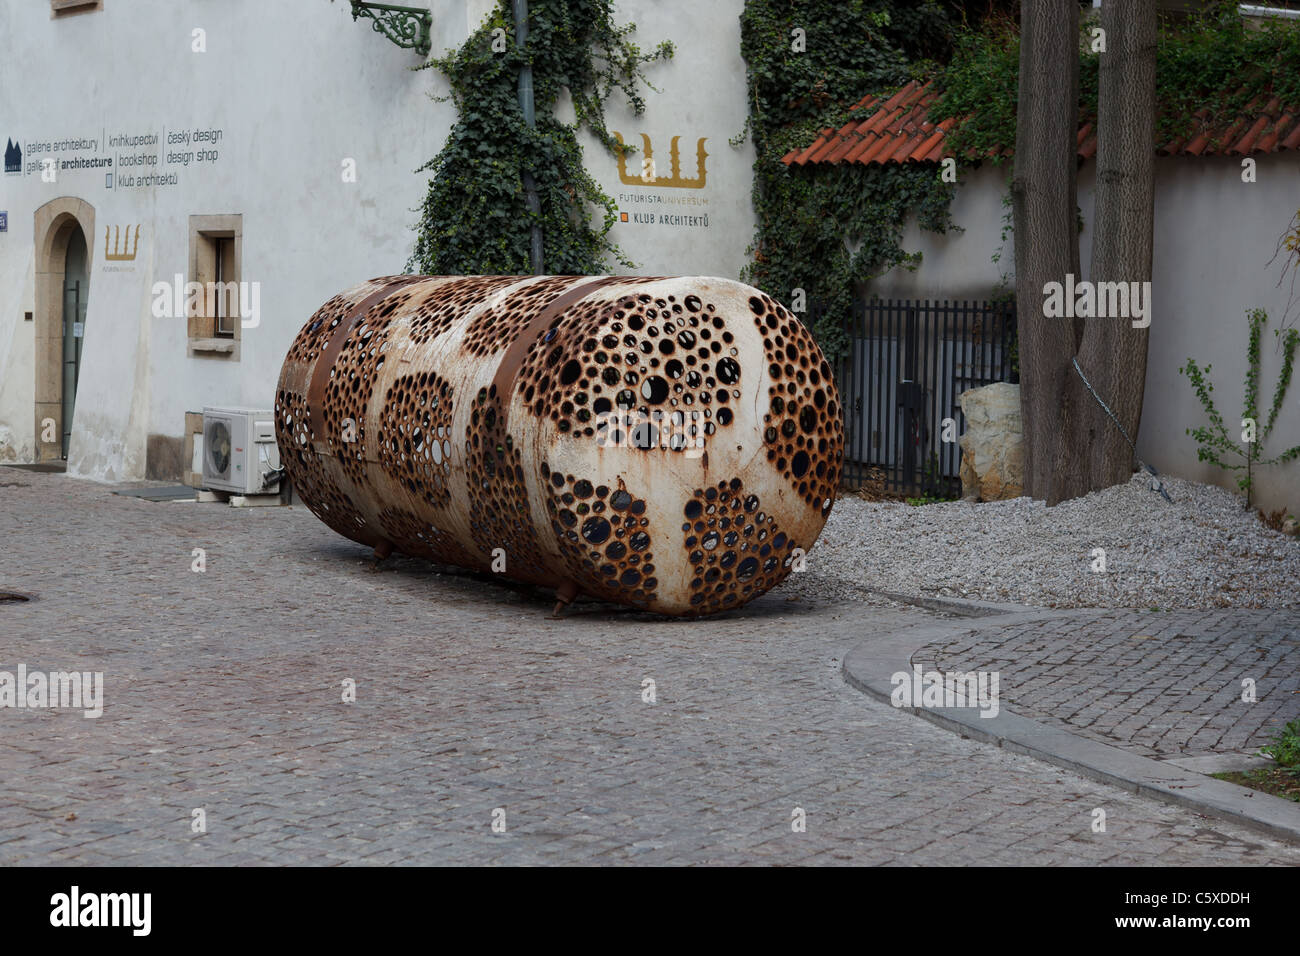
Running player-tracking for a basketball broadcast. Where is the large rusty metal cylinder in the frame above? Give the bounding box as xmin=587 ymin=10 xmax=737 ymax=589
xmin=275 ymin=275 xmax=844 ymax=616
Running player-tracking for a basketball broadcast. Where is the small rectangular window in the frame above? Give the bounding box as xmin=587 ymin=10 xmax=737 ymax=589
xmin=187 ymin=214 xmax=242 ymax=359
xmin=213 ymin=237 xmax=237 ymax=338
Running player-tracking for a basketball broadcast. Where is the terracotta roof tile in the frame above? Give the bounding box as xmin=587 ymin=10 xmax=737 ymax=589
xmin=915 ymin=126 xmax=948 ymax=162
xmin=1255 ymin=110 xmax=1294 ymax=151
xmin=782 ymin=77 xmax=1300 ymax=168
xmin=786 ymin=128 xmax=836 ymax=166
xmin=1183 ymin=131 xmax=1213 ymax=156
xmin=853 ymin=134 xmax=894 ymax=165
xmin=1231 ymin=114 xmax=1271 ymax=154
xmin=1283 ymin=118 xmax=1300 ymax=150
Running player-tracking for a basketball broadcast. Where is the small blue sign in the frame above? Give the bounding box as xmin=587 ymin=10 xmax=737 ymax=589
xmin=0 ymin=211 xmax=7 ymax=232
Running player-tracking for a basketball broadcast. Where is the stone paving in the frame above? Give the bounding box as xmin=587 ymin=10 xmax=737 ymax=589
xmin=912 ymin=609 xmax=1300 ymax=761
xmin=2 ymin=469 xmax=1299 ymax=864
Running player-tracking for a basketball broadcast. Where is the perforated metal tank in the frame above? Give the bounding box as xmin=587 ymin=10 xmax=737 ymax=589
xmin=275 ymin=275 xmax=843 ymax=616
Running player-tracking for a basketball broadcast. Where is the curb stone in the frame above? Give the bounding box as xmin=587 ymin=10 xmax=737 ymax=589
xmin=861 ymin=587 xmax=1029 ymax=617
xmin=841 ymin=598 xmax=1300 ymax=846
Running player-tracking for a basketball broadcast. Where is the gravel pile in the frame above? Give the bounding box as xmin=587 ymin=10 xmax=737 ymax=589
xmin=807 ymin=473 xmax=1299 ymax=609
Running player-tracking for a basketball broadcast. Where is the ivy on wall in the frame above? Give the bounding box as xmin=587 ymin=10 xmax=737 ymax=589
xmin=407 ymin=0 xmax=673 ymax=275
xmin=932 ymin=0 xmax=1300 ymax=158
xmin=737 ymin=0 xmax=964 ymax=361
xmin=739 ymin=0 xmax=1300 ymax=360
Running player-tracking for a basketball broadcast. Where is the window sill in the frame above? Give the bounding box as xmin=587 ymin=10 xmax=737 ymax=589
xmin=52 ymin=0 xmax=102 ymax=16
xmin=189 ymin=337 xmax=239 ymax=358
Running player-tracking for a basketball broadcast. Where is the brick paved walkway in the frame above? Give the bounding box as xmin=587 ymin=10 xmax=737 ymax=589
xmin=2 ymin=470 xmax=1298 ymax=864
xmin=912 ymin=609 xmax=1300 ymax=760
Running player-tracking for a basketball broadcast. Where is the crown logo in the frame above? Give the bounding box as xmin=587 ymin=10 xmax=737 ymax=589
xmin=613 ymin=133 xmax=708 ymax=189
xmin=104 ymin=224 xmax=141 ymax=262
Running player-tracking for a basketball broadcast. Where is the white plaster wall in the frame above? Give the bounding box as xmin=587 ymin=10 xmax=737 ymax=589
xmin=1133 ymin=155 xmax=1300 ymax=515
xmin=0 ymin=0 xmax=757 ymax=482
xmin=584 ymin=0 xmax=756 ymax=279
xmin=875 ymin=162 xmax=1015 ymax=302
xmin=875 ymin=154 xmax=1300 ymax=513
xmin=0 ymin=0 xmax=463 ymax=481
xmin=69 ymin=227 xmax=152 ymax=483
xmin=0 ymin=246 xmax=36 ymax=463
xmin=0 ymin=0 xmax=33 ymax=464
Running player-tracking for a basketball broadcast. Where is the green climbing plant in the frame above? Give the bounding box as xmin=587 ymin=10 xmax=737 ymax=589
xmin=1179 ymin=308 xmax=1300 ymax=509
xmin=737 ymin=0 xmax=1300 ymax=362
xmin=737 ymin=0 xmax=961 ymax=362
xmin=931 ymin=1 xmax=1300 ymax=162
xmin=407 ymin=0 xmax=673 ymax=275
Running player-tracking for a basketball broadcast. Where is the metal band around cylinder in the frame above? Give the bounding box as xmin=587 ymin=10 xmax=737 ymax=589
xmin=488 ymin=275 xmax=626 ymax=414
xmin=305 ymin=275 xmax=423 ymax=454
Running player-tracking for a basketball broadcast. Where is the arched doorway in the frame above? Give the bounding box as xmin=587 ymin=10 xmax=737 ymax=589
xmin=33 ymin=198 xmax=95 ymax=463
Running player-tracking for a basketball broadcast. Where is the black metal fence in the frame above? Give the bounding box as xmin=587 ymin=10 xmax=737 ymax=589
xmin=829 ymin=297 xmax=1018 ymax=498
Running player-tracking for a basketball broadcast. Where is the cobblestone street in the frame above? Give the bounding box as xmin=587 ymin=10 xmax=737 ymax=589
xmin=912 ymin=609 xmax=1300 ymax=760
xmin=2 ymin=470 xmax=1298 ymax=865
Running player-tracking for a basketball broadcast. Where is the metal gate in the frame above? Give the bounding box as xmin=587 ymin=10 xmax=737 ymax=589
xmin=833 ymin=297 xmax=1017 ymax=497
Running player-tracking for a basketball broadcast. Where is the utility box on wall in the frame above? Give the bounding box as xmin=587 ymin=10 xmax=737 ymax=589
xmin=201 ymin=406 xmax=281 ymax=495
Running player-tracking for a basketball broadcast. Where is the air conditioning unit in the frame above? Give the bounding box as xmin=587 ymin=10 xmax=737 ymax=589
xmin=201 ymin=406 xmax=281 ymax=494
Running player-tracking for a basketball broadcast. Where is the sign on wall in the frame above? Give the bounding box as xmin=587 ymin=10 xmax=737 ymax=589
xmin=612 ymin=130 xmax=712 ymax=231
xmin=4 ymin=127 xmax=225 ymax=189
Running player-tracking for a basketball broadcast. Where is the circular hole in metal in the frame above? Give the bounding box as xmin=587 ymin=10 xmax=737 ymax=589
xmin=799 ymin=405 xmax=817 ymax=434
xmin=582 ymin=516 xmax=612 ymax=544
xmin=641 ymin=376 xmax=670 ymax=405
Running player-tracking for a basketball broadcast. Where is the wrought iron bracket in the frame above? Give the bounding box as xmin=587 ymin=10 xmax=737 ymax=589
xmin=349 ymin=1 xmax=432 ymax=56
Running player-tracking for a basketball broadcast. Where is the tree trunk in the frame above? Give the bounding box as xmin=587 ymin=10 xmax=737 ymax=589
xmin=1015 ymin=0 xmax=1156 ymax=504
xmin=1013 ymin=0 xmax=1082 ymax=502
xmin=1076 ymin=0 xmax=1157 ymax=491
